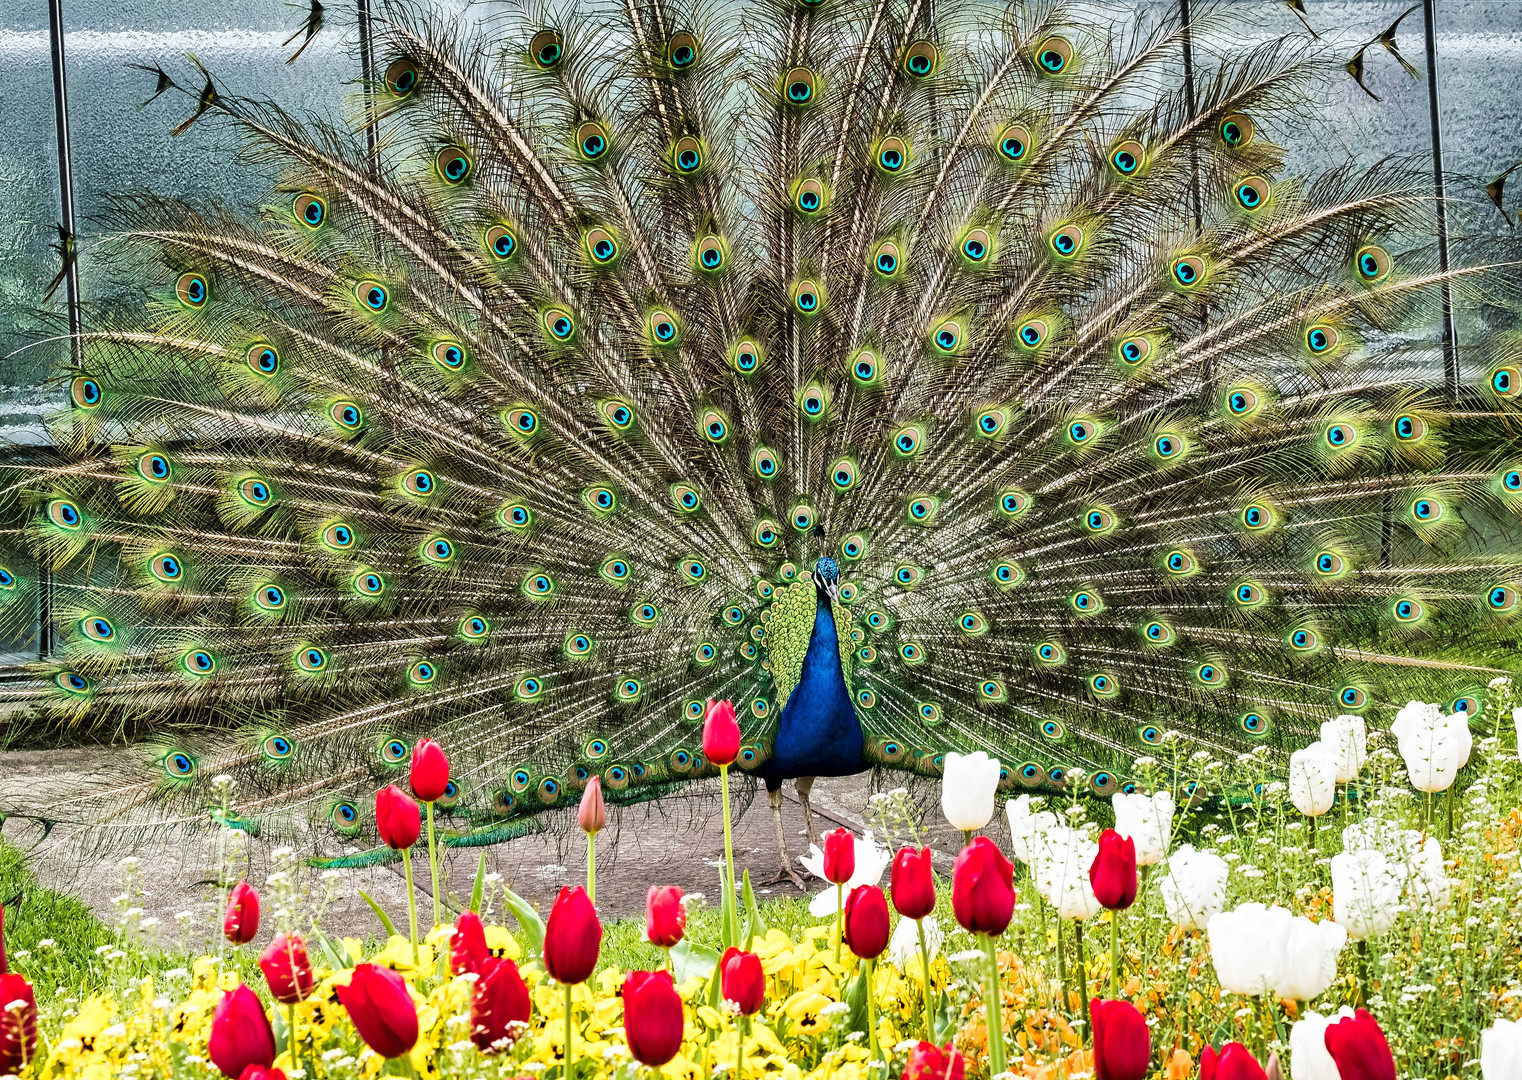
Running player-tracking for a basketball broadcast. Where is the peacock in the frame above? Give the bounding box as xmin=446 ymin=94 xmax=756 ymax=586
xmin=2 ymin=0 xmax=1520 ymax=879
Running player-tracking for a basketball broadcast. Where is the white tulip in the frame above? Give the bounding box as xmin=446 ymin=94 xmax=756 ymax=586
xmin=1207 ymin=902 xmax=1293 ymax=996
xmin=1290 ymin=1008 xmax=1355 ymax=1080
xmin=941 ymin=751 xmax=1001 ymax=832
xmin=1112 ymin=790 xmax=1175 ymax=865
xmin=1341 ymin=819 xmax=1449 ymax=909
xmin=888 ymin=912 xmax=942 ymax=979
xmin=799 ymin=829 xmax=892 ymax=917
xmin=1331 ymin=848 xmax=1403 ymax=939
xmin=1158 ymin=845 xmax=1229 ymax=931
xmin=1273 ymin=917 xmax=1346 ymax=1002
xmin=1035 ymin=826 xmax=1102 ymax=920
xmin=1006 ymin=794 xmax=1058 ymax=865
xmin=1288 ymin=743 xmax=1338 ymax=817
xmin=1481 ymin=1017 xmax=1522 ymax=1080
xmin=1318 ymin=715 xmax=1367 ymax=783
xmin=1392 ymin=707 xmax=1467 ymax=793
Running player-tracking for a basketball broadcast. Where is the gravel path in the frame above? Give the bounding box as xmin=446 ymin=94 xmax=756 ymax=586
xmin=0 ymin=747 xmax=982 ymax=953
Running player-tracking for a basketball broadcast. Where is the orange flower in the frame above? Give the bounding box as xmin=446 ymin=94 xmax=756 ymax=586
xmin=1165 ymin=1048 xmax=1193 ymax=1080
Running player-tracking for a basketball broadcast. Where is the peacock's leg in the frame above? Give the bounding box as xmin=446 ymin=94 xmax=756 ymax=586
xmin=796 ymin=775 xmax=820 ymax=847
xmin=763 ymin=786 xmax=806 ymax=889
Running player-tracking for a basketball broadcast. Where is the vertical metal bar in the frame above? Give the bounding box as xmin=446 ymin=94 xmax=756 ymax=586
xmin=1179 ymin=0 xmax=1203 ymax=235
xmin=42 ymin=0 xmax=79 ymax=661
xmin=1421 ymin=0 xmax=1459 ymax=399
xmin=357 ymin=0 xmax=380 ymax=168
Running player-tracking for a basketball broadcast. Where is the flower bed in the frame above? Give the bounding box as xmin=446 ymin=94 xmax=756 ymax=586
xmin=4 ymin=687 xmax=1522 ymax=1080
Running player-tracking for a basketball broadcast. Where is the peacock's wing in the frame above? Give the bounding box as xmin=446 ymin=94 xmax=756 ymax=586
xmin=1 ymin=0 xmax=1519 ymax=855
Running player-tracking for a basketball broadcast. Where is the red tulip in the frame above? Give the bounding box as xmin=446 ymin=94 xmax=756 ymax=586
xmin=623 ymin=970 xmax=685 ymax=1067
xmin=951 ymin=836 xmax=1015 ymax=936
xmin=843 ymin=884 xmax=891 ymax=960
xmin=258 ymin=932 xmax=316 ymax=1003
xmin=703 ymin=699 xmax=741 ymax=767
xmin=409 ymin=738 xmax=450 ymax=803
xmin=207 ymin=984 xmax=276 ymax=1079
xmin=1090 ymin=829 xmax=1138 ymax=911
xmin=1323 ymin=1008 xmax=1396 ymax=1080
xmin=0 ymin=973 xmax=37 ymax=1075
xmin=238 ymin=1068 xmax=287 ymax=1080
xmin=1201 ymin=1046 xmax=1219 ymax=1080
xmin=822 ymin=827 xmax=856 ymax=884
xmin=471 ymin=956 xmax=532 ymax=1053
xmin=719 ymin=947 xmax=765 ymax=1015
xmin=1212 ymin=1042 xmax=1267 ymax=1080
xmin=891 ymin=846 xmax=936 ymax=920
xmin=337 ymin=963 xmax=418 ymax=1059
xmin=646 ymin=885 xmax=686 ymax=949
xmin=901 ymin=1040 xmax=965 ymax=1080
xmin=223 ymin=881 xmax=260 ymax=945
xmin=543 ymin=886 xmax=602 ymax=984
xmin=1091 ymin=999 xmax=1151 ymax=1080
xmin=375 ymin=784 xmax=421 ymax=850
xmin=452 ymin=910 xmax=490 ymax=975
xmin=578 ymin=776 xmax=607 ymax=835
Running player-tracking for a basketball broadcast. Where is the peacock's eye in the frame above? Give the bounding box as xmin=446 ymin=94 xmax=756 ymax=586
xmin=530 ymin=29 xmax=564 ymax=68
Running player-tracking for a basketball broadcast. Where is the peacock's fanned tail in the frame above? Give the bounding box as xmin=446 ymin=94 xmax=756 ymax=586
xmin=2 ymin=0 xmax=1520 ymax=855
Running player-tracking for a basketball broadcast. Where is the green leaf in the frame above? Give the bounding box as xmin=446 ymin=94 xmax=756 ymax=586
xmin=718 ymin=864 xmax=737 ymax=951
xmin=844 ymin=966 xmax=868 ymax=1035
xmin=470 ymin=851 xmax=487 ymax=913
xmin=741 ymin=869 xmax=765 ymax=951
xmin=670 ymin=938 xmax=719 ymax=983
xmin=502 ymin=886 xmax=545 ymax=956
xmin=308 ymin=923 xmax=353 ymax=970
xmin=357 ymin=889 xmax=398 ymax=938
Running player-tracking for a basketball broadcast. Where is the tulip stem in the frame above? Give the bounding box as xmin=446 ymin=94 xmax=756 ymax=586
xmin=720 ymin=764 xmax=737 ymax=946
xmin=1109 ymin=910 xmax=1120 ymax=999
xmin=962 ymin=829 xmax=973 ymax=849
xmin=865 ymin=958 xmax=882 ymax=1063
xmin=586 ymin=832 xmax=596 ymax=904
xmin=1073 ymin=921 xmax=1089 ymax=1039
xmin=401 ymin=845 xmax=420 ymax=966
xmin=916 ymin=917 xmax=935 ymax=1040
xmin=981 ymin=933 xmax=1007 ymax=1077
xmin=834 ymin=883 xmax=843 ymax=964
xmin=426 ymin=800 xmax=442 ymax=931
xmin=288 ymin=1001 xmax=299 ymax=1076
xmin=1056 ymin=919 xmax=1067 ymax=1012
xmin=1444 ymin=784 xmax=1455 ymax=839
xmin=565 ymin=981 xmax=575 ymax=1080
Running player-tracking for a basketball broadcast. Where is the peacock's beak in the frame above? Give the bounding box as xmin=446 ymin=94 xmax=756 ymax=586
xmin=824 ymin=580 xmax=840 ymax=605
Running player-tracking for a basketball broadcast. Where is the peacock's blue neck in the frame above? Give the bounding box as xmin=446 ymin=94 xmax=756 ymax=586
xmin=761 ymin=586 xmax=864 ymax=779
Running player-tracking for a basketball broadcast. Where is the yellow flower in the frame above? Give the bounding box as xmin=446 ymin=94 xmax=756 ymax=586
xmin=372 ymin=934 xmax=435 ymax=973
xmin=485 ymin=924 xmax=522 ymax=959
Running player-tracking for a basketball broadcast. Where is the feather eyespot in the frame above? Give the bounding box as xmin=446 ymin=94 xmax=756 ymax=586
xmin=798 ymin=382 xmax=828 ymax=420
xmin=1392 ymin=597 xmax=1425 ymax=623
xmin=543 ymin=308 xmax=576 ymax=342
xmin=497 ymin=500 xmax=532 ymax=531
xmin=71 ymin=375 xmax=102 ymax=409
xmin=930 ymin=317 xmax=963 ymax=354
xmin=841 ymin=534 xmax=867 ymax=561
xmin=1035 ymin=36 xmax=1073 ymax=73
xmin=790 ymin=279 xmax=824 ymax=315
xmin=1392 ymin=414 xmax=1427 ymax=442
xmin=1355 ymin=244 xmax=1392 ymax=283
xmin=1089 ymin=672 xmax=1119 ymax=697
xmin=576 ymin=122 xmax=610 ymax=161
xmin=991 ymin=561 xmax=1023 ymax=588
xmin=1163 ymin=548 xmax=1196 ymax=574
xmin=435 ymin=146 xmax=473 ymax=185
xmin=670 ymin=484 xmax=701 ymax=513
xmin=667 ymin=32 xmax=699 ymax=69
xmin=523 ymin=572 xmax=556 ymax=597
xmin=891 ymin=424 xmax=925 ymax=458
xmin=919 ymin=702 xmax=941 ymax=724
xmin=829 ymin=459 xmax=858 ymax=491
xmin=1069 ymin=590 xmax=1102 ymax=614
xmin=355 ymin=280 xmax=388 ymax=312
xmin=673 ymin=136 xmax=704 ymax=175
xmin=352 ymin=570 xmax=385 ymax=597
xmin=256 ymin=585 xmax=287 ymax=612
xmin=1219 ymin=113 xmax=1254 ymax=147
xmin=1313 ymin=551 xmax=1347 ymax=577
xmin=384 ymin=58 xmax=420 ymax=97
xmin=1016 ymin=319 xmax=1047 ymax=349
xmin=421 ymin=535 xmax=455 ymax=564
xmin=78 ymin=616 xmax=115 ymax=642
xmin=238 ymin=477 xmax=273 ymax=506
xmin=872 ymin=240 xmax=903 ymax=278
xmin=1116 ymin=336 xmax=1152 ymax=366
xmin=1048 ymin=224 xmax=1084 ymax=259
xmin=460 ymin=615 xmax=491 ymax=639
xmin=1305 ymin=324 xmax=1340 ymax=355
xmin=1452 ymin=694 xmax=1482 ymax=717
xmin=1324 ymin=422 xmax=1358 ymax=449
xmin=296 ymin=646 xmax=328 ymax=672
xmin=1239 ymin=712 xmax=1270 ymax=737
xmin=699 ymin=409 xmax=731 ymax=444
xmin=136 ymin=452 xmax=172 ymax=484
xmin=1109 ymin=139 xmax=1145 ymax=177
xmin=403 ymin=469 xmax=436 ymax=497
xmin=601 ymin=399 xmax=635 ymax=431
xmin=1171 ymin=255 xmax=1207 ymax=288
xmin=1081 ymin=507 xmax=1115 ymax=534
xmin=1240 ymin=502 xmax=1275 ymax=530
xmin=1486 ymin=584 xmax=1518 ymax=612
xmin=1490 ymin=365 xmax=1521 ymax=399
xmin=980 ymin=679 xmax=1006 ymax=701
xmin=149 ymin=552 xmax=184 ymax=583
xmin=1035 ymin=641 xmax=1065 ymax=665
xmin=517 ymin=676 xmax=545 ymax=701
xmin=679 ymin=557 xmax=707 ymax=583
xmin=790 ymin=503 xmax=815 ymax=532
xmin=752 ymin=446 xmax=779 ymax=478
xmin=730 ymin=338 xmax=762 ymax=375
xmin=292 ymin=193 xmax=326 ymax=228
xmin=1153 ymin=432 xmax=1185 ymax=461
xmin=1340 ymin=686 xmax=1369 ymax=708
xmin=875 ymin=137 xmax=909 ymax=174
xmin=431 ymin=340 xmax=466 ymax=370
xmin=330 ymin=400 xmax=365 ymax=431
xmin=1224 ymin=386 xmax=1261 ymax=418
xmin=996 ymin=488 xmax=1030 ymax=519
xmin=529 ymin=29 xmax=564 ymax=69
xmin=485 ymin=224 xmax=518 ymax=261
xmin=408 ymin=660 xmax=438 ymax=686
xmin=1232 ymin=581 xmax=1266 ymax=607
xmin=903 ymin=40 xmax=938 ymax=78
xmin=849 ymin=348 xmax=882 ymax=386
xmin=996 ymin=124 xmax=1031 ymax=163
xmin=246 ymin=343 xmax=280 ymax=377
xmin=1287 ymin=628 xmax=1320 ymax=652
xmin=632 ymin=603 xmax=661 ymax=625
xmin=695 ymin=234 xmax=726 ymax=272
xmin=175 ymin=273 xmax=208 ymax=308
xmin=263 ymin=735 xmax=294 ymax=760
xmin=1142 ymin=620 xmax=1174 ymax=645
xmin=782 ymin=67 xmax=819 ymax=106
xmin=183 ymin=649 xmax=217 ymax=675
xmin=905 ymin=495 xmax=938 ymax=523
xmin=894 ymin=564 xmax=924 ymax=587
xmin=792 ymin=177 xmax=827 ymax=215
xmin=1234 ymin=176 xmax=1270 ymax=211
xmin=164 ymin=752 xmax=196 ymax=778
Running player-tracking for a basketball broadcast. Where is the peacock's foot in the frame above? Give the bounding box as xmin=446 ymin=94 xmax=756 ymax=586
xmin=763 ymin=863 xmax=808 ymax=889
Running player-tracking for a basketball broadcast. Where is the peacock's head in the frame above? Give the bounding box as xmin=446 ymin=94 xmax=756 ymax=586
xmin=813 ymin=556 xmax=840 ymax=603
